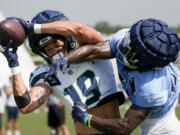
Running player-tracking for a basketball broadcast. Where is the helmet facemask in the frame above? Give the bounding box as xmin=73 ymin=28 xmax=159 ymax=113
xmin=117 ymin=31 xmax=139 ymax=69
xmin=35 ymin=34 xmax=76 ymax=64
xmin=28 ymin=9 xmax=77 ymax=64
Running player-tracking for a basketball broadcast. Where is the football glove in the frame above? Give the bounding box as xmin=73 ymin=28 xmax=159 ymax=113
xmin=0 ymin=40 xmax=19 ymax=67
xmin=7 ymin=17 xmax=34 ymax=35
xmin=72 ymin=102 xmax=92 ymax=127
xmin=44 ymin=57 xmax=68 ymax=81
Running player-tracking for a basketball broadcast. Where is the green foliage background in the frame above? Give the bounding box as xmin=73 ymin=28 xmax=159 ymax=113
xmin=93 ymin=21 xmax=180 ymax=35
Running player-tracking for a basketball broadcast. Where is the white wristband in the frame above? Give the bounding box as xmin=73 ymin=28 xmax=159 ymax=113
xmin=10 ymin=67 xmax=21 ymax=76
xmin=34 ymin=24 xmax=42 ymax=34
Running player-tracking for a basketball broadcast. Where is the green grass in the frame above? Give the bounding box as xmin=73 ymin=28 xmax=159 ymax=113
xmin=2 ymin=104 xmax=180 ymax=135
xmin=2 ymin=107 xmax=75 ymax=135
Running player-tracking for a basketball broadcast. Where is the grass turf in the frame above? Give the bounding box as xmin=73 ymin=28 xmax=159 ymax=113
xmin=2 ymin=104 xmax=180 ymax=135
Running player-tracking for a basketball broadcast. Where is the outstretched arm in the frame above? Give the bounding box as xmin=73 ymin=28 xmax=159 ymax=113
xmin=72 ymin=102 xmax=152 ymax=135
xmin=41 ymin=21 xmax=104 ymax=44
xmin=65 ymin=40 xmax=114 ymax=63
xmin=0 ymin=41 xmax=51 ymax=114
xmin=89 ymin=104 xmax=151 ymax=135
xmin=9 ymin=17 xmax=104 ymax=44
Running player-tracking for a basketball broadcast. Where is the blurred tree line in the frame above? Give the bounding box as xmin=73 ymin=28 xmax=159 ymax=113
xmin=174 ymin=26 xmax=180 ymax=34
xmin=94 ymin=21 xmax=127 ymax=35
xmin=94 ymin=21 xmax=180 ymax=35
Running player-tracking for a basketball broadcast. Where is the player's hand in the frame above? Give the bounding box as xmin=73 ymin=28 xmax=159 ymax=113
xmin=51 ymin=57 xmax=68 ymax=74
xmin=7 ymin=17 xmax=34 ymax=35
xmin=72 ymin=102 xmax=92 ymax=126
xmin=0 ymin=40 xmax=19 ymax=67
xmin=44 ymin=57 xmax=68 ymax=81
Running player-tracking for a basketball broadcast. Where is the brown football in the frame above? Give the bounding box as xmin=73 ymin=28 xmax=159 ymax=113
xmin=0 ymin=19 xmax=25 ymax=48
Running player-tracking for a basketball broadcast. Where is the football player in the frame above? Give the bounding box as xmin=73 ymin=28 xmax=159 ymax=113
xmin=0 ymin=10 xmax=125 ymax=135
xmin=47 ymin=95 xmax=70 ymax=135
xmin=48 ymin=18 xmax=180 ymax=135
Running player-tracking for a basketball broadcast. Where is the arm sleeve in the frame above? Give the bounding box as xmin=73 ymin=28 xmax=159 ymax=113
xmin=29 ymin=68 xmax=50 ymax=88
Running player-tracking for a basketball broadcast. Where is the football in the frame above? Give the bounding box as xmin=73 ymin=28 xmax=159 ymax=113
xmin=0 ymin=19 xmax=26 ymax=48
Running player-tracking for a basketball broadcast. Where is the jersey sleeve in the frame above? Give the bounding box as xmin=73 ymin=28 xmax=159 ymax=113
xmin=109 ymin=28 xmax=129 ymax=57
xmin=129 ymin=69 xmax=169 ymax=108
xmin=29 ymin=66 xmax=50 ymax=88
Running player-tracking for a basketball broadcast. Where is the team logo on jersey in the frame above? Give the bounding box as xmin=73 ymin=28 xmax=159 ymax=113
xmin=67 ymin=69 xmax=73 ymax=75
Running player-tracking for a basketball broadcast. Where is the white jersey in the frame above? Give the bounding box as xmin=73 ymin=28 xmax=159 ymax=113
xmin=29 ymin=59 xmax=118 ymax=110
xmin=0 ymin=87 xmax=6 ymax=113
xmin=6 ymin=85 xmax=17 ymax=107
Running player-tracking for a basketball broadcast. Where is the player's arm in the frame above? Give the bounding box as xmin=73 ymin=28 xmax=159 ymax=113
xmin=12 ymin=73 xmax=51 ymax=114
xmin=0 ymin=40 xmax=51 ymax=114
xmin=65 ymin=40 xmax=114 ymax=63
xmin=72 ymin=102 xmax=152 ymax=135
xmin=90 ymin=104 xmax=151 ymax=134
xmin=8 ymin=17 xmax=103 ymax=44
xmin=41 ymin=21 xmax=104 ymax=44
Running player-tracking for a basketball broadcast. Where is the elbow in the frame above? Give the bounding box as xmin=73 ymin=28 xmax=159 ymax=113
xmin=73 ymin=23 xmax=87 ymax=35
xmin=19 ymin=106 xmax=35 ymax=114
xmin=18 ymin=102 xmax=33 ymax=114
xmin=19 ymin=108 xmax=30 ymax=114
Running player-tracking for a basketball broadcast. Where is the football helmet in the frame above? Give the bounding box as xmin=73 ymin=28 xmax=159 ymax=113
xmin=28 ymin=10 xmax=76 ymax=63
xmin=120 ymin=18 xmax=180 ymax=69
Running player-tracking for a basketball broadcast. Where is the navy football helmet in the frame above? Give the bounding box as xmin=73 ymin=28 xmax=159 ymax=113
xmin=122 ymin=18 xmax=180 ymax=69
xmin=28 ymin=10 xmax=76 ymax=63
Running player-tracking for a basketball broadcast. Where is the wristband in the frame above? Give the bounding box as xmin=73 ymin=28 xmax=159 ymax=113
xmin=10 ymin=67 xmax=21 ymax=76
xmin=83 ymin=113 xmax=92 ymax=127
xmin=87 ymin=115 xmax=92 ymax=128
xmin=34 ymin=24 xmax=42 ymax=34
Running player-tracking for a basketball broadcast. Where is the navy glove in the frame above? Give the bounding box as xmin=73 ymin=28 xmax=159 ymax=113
xmin=7 ymin=17 xmax=34 ymax=35
xmin=72 ymin=102 xmax=92 ymax=127
xmin=44 ymin=57 xmax=68 ymax=81
xmin=0 ymin=40 xmax=19 ymax=67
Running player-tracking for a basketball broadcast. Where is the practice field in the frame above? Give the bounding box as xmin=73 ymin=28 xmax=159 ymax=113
xmin=2 ymin=104 xmax=180 ymax=135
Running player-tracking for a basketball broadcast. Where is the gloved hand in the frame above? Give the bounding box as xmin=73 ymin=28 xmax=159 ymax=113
xmin=72 ymin=102 xmax=92 ymax=127
xmin=44 ymin=57 xmax=68 ymax=81
xmin=0 ymin=40 xmax=19 ymax=67
xmin=7 ymin=17 xmax=34 ymax=35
